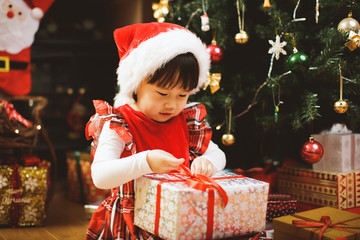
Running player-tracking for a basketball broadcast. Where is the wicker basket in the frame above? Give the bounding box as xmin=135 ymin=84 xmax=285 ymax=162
xmin=0 ymin=96 xmax=46 ymax=149
xmin=0 ymin=96 xmax=57 ymax=211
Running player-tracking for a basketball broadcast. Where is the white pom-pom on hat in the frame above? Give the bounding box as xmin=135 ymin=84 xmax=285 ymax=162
xmin=22 ymin=0 xmax=54 ymax=19
xmin=31 ymin=7 xmax=43 ymax=19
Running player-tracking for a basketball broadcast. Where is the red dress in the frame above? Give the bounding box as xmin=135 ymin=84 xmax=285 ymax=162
xmin=85 ymin=101 xmax=212 ymax=240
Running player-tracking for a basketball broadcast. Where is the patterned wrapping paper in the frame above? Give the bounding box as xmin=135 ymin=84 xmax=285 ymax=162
xmin=66 ymin=151 xmax=110 ymax=204
xmin=277 ymin=166 xmax=360 ymax=209
xmin=266 ymin=194 xmax=297 ymax=222
xmin=313 ymin=133 xmax=360 ymax=172
xmin=0 ymin=163 xmax=48 ymax=227
xmin=134 ymin=170 xmax=269 ymax=240
xmin=273 ymin=207 xmax=360 ymax=240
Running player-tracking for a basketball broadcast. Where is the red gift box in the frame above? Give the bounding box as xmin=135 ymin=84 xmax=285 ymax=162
xmin=266 ymin=194 xmax=297 ymax=222
xmin=66 ymin=151 xmax=109 ymax=204
xmin=277 ymin=166 xmax=360 ymax=209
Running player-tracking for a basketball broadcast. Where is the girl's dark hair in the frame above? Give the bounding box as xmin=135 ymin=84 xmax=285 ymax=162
xmin=147 ymin=52 xmax=199 ymax=91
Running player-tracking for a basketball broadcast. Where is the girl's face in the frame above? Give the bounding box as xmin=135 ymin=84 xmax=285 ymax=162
xmin=134 ymin=81 xmax=191 ymax=122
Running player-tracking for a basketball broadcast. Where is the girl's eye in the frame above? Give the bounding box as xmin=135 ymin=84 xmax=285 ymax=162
xmin=179 ymin=94 xmax=187 ymax=97
xmin=157 ymin=91 xmax=167 ymax=96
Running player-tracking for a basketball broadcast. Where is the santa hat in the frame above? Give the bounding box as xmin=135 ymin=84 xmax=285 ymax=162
xmin=22 ymin=0 xmax=55 ymax=20
xmin=113 ymin=22 xmax=211 ymax=107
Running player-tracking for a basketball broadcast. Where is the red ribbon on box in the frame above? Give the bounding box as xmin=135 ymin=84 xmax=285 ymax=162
xmin=292 ymin=214 xmax=360 ymax=240
xmin=150 ymin=165 xmax=245 ymax=240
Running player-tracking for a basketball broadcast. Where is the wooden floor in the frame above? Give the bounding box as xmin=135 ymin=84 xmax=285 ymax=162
xmin=0 ymin=181 xmax=90 ymax=240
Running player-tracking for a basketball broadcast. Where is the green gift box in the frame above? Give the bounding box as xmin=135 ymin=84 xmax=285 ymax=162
xmin=273 ymin=207 xmax=360 ymax=239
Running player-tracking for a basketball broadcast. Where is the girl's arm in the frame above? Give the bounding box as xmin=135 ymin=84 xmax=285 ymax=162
xmin=190 ymin=141 xmax=226 ymax=176
xmin=201 ymin=140 xmax=226 ymax=171
xmin=91 ymin=121 xmax=152 ymax=189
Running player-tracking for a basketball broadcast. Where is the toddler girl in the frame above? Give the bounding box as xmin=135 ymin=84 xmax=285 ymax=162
xmin=86 ymin=22 xmax=226 ymax=240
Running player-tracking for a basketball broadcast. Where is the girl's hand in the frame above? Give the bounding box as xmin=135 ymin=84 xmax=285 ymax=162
xmin=146 ymin=150 xmax=184 ymax=174
xmin=190 ymin=157 xmax=217 ymax=177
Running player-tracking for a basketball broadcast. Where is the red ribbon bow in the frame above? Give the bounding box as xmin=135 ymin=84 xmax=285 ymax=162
xmin=152 ymin=165 xmax=244 ymax=239
xmin=292 ymin=214 xmax=360 ymax=240
xmin=175 ymin=164 xmax=228 ymax=207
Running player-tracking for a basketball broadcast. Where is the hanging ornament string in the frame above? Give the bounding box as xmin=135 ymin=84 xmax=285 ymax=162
xmin=200 ymin=0 xmax=210 ymax=31
xmin=202 ymin=0 xmax=208 ymax=15
xmin=221 ymin=104 xmax=235 ymax=146
xmin=235 ymin=0 xmax=248 ymax=44
xmin=333 ymin=65 xmax=349 ymax=113
xmin=185 ymin=8 xmax=202 ymax=29
xmin=236 ymin=0 xmax=245 ymax=33
xmin=315 ymin=0 xmax=319 ymax=23
xmin=226 ymin=105 xmax=232 ymax=135
xmin=339 ymin=65 xmax=343 ymax=101
xmin=272 ymin=84 xmax=283 ymax=123
xmin=292 ymin=0 xmax=306 ymax=22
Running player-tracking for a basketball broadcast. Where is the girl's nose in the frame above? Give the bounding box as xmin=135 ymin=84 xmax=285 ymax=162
xmin=164 ymin=99 xmax=176 ymax=109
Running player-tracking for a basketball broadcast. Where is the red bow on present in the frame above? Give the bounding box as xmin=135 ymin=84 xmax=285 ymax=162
xmin=292 ymin=214 xmax=360 ymax=240
xmin=175 ymin=164 xmax=228 ymax=207
xmin=152 ymin=165 xmax=244 ymax=239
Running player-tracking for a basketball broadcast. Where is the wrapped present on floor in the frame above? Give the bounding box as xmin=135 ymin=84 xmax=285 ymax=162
xmin=266 ymin=194 xmax=297 ymax=222
xmin=312 ymin=123 xmax=360 ymax=172
xmin=0 ymin=155 xmax=50 ymax=227
xmin=66 ymin=151 xmax=110 ymax=204
xmin=277 ymin=166 xmax=360 ymax=209
xmin=273 ymin=206 xmax=360 ymax=239
xmin=233 ymin=162 xmax=279 ymax=193
xmin=134 ymin=167 xmax=269 ymax=240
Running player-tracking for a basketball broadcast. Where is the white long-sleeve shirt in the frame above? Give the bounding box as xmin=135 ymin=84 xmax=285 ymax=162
xmin=91 ymin=121 xmax=226 ymax=190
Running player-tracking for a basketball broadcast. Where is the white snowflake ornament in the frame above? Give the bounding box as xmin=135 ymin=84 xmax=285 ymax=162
xmin=24 ymin=177 xmax=38 ymax=192
xmin=0 ymin=175 xmax=7 ymax=189
xmin=24 ymin=206 xmax=37 ymax=221
xmin=268 ymin=35 xmax=287 ymax=60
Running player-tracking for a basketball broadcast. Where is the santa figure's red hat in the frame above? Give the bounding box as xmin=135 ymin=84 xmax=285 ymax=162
xmin=22 ymin=0 xmax=54 ymax=20
xmin=113 ymin=22 xmax=210 ymax=107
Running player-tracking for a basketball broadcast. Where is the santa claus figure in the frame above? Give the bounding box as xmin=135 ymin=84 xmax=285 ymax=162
xmin=0 ymin=0 xmax=54 ymax=96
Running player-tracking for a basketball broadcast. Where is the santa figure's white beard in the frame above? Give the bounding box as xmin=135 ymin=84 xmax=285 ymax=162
xmin=0 ymin=8 xmax=40 ymax=54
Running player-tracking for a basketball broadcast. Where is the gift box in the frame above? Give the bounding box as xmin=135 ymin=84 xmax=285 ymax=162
xmin=273 ymin=206 xmax=360 ymax=239
xmin=66 ymin=151 xmax=109 ymax=204
xmin=0 ymin=156 xmax=49 ymax=227
xmin=312 ymin=124 xmax=360 ymax=172
xmin=266 ymin=194 xmax=297 ymax=222
xmin=134 ymin=169 xmax=269 ymax=240
xmin=277 ymin=166 xmax=360 ymax=209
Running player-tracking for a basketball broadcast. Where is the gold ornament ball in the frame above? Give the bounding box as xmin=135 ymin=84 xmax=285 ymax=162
xmin=235 ymin=31 xmax=249 ymax=44
xmin=222 ymin=133 xmax=235 ymax=146
xmin=337 ymin=17 xmax=360 ymax=32
xmin=334 ymin=100 xmax=349 ymax=114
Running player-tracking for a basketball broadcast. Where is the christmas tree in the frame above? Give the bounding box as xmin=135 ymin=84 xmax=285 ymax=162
xmin=160 ymin=0 xmax=360 ymax=169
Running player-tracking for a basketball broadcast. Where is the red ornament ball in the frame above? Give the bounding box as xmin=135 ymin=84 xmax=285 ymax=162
xmin=206 ymin=43 xmax=223 ymax=63
xmin=300 ymin=137 xmax=323 ymax=164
